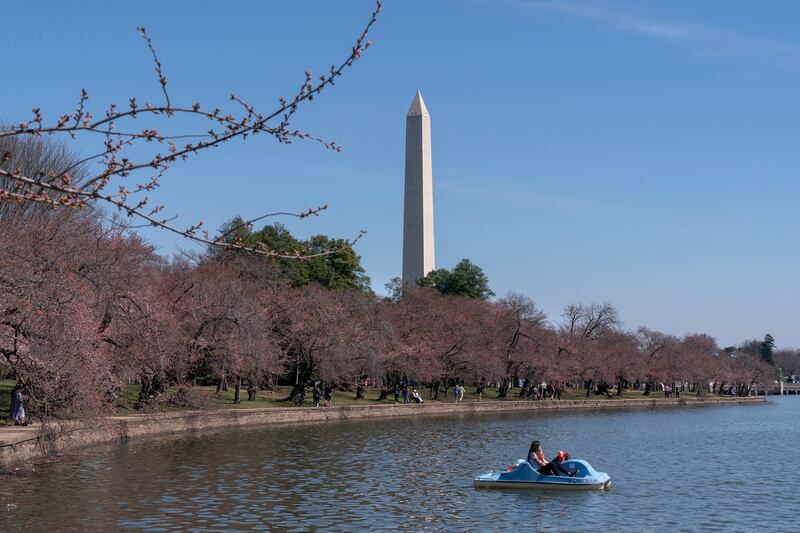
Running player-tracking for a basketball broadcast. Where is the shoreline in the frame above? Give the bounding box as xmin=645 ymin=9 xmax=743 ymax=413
xmin=0 ymin=395 xmax=765 ymax=470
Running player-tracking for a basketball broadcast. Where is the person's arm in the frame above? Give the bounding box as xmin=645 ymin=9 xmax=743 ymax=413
xmin=534 ymin=451 xmax=547 ymax=467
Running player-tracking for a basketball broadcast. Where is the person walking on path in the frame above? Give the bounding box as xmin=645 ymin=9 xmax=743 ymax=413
xmin=401 ymin=385 xmax=409 ymax=404
xmin=323 ymin=384 xmax=333 ymax=407
xmin=455 ymin=384 xmax=465 ymax=402
xmin=9 ymin=383 xmax=26 ymax=425
xmin=312 ymin=384 xmax=321 ymax=407
xmin=393 ymin=384 xmax=400 ymax=404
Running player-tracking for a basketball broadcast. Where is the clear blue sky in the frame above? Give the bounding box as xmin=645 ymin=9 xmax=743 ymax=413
xmin=4 ymin=1 xmax=800 ymax=347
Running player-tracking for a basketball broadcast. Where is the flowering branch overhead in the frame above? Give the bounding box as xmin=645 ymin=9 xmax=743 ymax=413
xmin=0 ymin=1 xmax=381 ymax=259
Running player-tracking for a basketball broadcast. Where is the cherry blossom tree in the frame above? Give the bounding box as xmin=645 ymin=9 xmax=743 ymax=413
xmin=557 ymin=303 xmax=621 ymax=397
xmin=593 ymin=329 xmax=639 ymax=397
xmin=719 ymin=347 xmax=771 ymax=396
xmin=0 ymin=215 xmax=111 ymax=418
xmin=489 ymin=293 xmax=550 ymax=397
xmin=275 ymin=285 xmax=387 ymax=399
xmin=170 ymin=261 xmax=282 ymax=404
xmin=633 ymin=327 xmax=674 ymax=395
xmin=385 ymin=288 xmax=488 ymax=398
xmin=676 ymin=333 xmax=720 ymax=396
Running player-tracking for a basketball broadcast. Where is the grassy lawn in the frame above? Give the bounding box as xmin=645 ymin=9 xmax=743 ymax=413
xmin=0 ymin=379 xmax=13 ymax=425
xmin=113 ymin=384 xmax=410 ymax=415
xmin=112 ymin=383 xmax=703 ymax=415
xmin=0 ymin=378 xmax=707 ymax=420
xmin=555 ymin=388 xmax=699 ymax=401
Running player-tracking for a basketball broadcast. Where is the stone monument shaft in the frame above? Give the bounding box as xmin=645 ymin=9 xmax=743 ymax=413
xmin=402 ymin=91 xmax=435 ymax=285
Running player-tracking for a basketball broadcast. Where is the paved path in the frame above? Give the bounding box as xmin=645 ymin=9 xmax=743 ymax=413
xmin=0 ymin=395 xmax=768 ymax=456
xmin=0 ymin=423 xmax=40 ymax=447
xmin=0 ymin=416 xmax=145 ymax=447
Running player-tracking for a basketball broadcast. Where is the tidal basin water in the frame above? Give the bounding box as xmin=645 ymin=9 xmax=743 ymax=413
xmin=1 ymin=397 xmax=799 ymax=532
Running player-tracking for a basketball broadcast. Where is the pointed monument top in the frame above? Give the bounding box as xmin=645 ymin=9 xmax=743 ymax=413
xmin=407 ymin=90 xmax=429 ymax=117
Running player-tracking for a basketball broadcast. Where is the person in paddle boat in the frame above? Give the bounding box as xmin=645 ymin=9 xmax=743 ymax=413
xmin=527 ymin=441 xmax=577 ymax=477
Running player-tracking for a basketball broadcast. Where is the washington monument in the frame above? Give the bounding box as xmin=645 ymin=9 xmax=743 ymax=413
xmin=402 ymin=91 xmax=435 ymax=285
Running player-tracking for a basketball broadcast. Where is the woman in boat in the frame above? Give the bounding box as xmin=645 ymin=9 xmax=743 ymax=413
xmin=528 ymin=442 xmax=575 ymax=476
xmin=527 ymin=440 xmax=547 ymax=469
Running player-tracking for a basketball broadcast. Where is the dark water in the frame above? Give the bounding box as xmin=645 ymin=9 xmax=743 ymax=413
xmin=1 ymin=398 xmax=799 ymax=532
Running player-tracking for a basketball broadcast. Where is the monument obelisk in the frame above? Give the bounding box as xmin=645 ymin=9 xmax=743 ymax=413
xmin=402 ymin=91 xmax=435 ymax=286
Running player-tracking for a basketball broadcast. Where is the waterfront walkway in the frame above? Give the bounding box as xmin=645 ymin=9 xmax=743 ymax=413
xmin=0 ymin=395 xmax=765 ymax=471
xmin=750 ymin=383 xmax=800 ymax=395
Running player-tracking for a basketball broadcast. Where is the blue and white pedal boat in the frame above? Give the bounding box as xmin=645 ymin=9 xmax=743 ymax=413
xmin=474 ymin=459 xmax=611 ymax=490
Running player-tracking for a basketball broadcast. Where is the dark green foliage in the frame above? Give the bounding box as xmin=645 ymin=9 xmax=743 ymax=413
xmin=761 ymin=333 xmax=775 ymax=364
xmin=216 ymin=218 xmax=371 ymax=292
xmin=417 ymin=258 xmax=494 ymax=300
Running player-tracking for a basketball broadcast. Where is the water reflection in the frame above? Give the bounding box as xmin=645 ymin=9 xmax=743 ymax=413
xmin=0 ymin=399 xmax=798 ymax=531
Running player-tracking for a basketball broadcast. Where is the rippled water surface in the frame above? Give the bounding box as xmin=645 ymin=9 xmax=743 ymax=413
xmin=1 ymin=397 xmax=799 ymax=531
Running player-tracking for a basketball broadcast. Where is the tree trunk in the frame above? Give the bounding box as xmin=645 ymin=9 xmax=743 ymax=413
xmin=285 ymin=365 xmax=313 ymax=401
xmin=694 ymin=382 xmax=704 ymax=397
xmin=135 ymin=373 xmax=166 ymax=409
xmin=498 ymin=378 xmax=509 ymax=398
xmin=233 ymin=377 xmax=241 ymax=404
xmin=216 ymin=372 xmax=229 ymax=393
xmin=247 ymin=382 xmax=257 ymax=401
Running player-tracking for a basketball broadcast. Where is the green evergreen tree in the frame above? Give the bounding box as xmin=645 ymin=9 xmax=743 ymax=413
xmin=417 ymin=258 xmax=494 ymax=300
xmin=761 ymin=333 xmax=775 ymax=364
xmin=216 ymin=219 xmax=371 ymax=292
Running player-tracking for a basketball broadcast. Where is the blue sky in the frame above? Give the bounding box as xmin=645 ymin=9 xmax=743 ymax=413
xmin=4 ymin=1 xmax=800 ymax=347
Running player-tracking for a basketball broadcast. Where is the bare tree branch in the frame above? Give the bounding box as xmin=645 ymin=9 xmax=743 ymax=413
xmin=0 ymin=0 xmax=382 ymax=258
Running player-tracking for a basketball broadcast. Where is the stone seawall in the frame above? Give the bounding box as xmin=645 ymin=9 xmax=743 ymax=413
xmin=0 ymin=396 xmax=765 ymax=470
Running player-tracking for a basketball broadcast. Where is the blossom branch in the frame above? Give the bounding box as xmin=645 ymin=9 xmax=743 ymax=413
xmin=0 ymin=1 xmax=382 ymax=258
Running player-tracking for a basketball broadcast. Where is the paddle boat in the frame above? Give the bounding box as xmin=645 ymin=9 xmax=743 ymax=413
xmin=473 ymin=458 xmax=612 ymax=490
